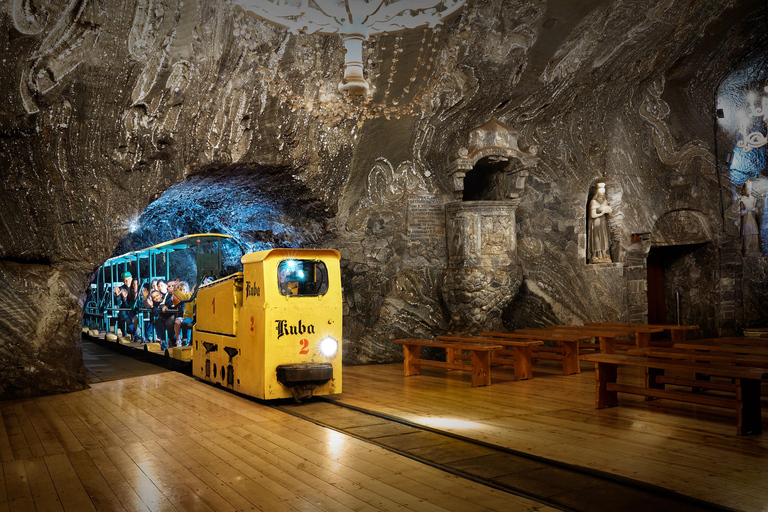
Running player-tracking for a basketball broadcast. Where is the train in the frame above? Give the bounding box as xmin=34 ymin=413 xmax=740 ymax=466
xmin=83 ymin=234 xmax=342 ymax=401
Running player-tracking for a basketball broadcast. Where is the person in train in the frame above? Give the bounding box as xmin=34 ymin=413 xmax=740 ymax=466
xmin=153 ymin=280 xmax=177 ymax=348
xmin=170 ymin=280 xmax=195 ymax=346
xmin=114 ymin=271 xmax=136 ymax=338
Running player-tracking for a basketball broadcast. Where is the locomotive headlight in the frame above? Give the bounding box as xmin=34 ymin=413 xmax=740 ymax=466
xmin=319 ymin=336 xmax=338 ymax=357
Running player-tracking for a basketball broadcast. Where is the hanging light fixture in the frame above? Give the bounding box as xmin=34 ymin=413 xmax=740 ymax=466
xmin=736 ymin=79 xmax=768 ymax=153
xmin=233 ymin=0 xmax=468 ymax=96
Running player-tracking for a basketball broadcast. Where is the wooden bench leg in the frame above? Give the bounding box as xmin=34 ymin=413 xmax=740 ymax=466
xmin=595 ymin=362 xmax=618 ymax=408
xmin=513 ymin=346 xmax=534 ymax=381
xmin=561 ymin=341 xmax=580 ymax=375
xmin=736 ymin=378 xmax=762 ymax=435
xmin=598 ymin=336 xmax=615 ymax=354
xmin=692 ymin=372 xmax=710 ymax=393
xmin=671 ymin=329 xmax=686 ymax=344
xmin=445 ymin=347 xmax=456 ymax=365
xmin=644 ymin=367 xmax=664 ymax=401
xmin=402 ymin=344 xmax=421 ymax=377
xmin=635 ymin=332 xmax=650 ymax=349
xmin=470 ymin=350 xmax=492 ymax=387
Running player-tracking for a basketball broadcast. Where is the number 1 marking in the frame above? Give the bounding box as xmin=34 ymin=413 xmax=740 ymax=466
xmin=212 ymin=297 xmax=215 ymax=314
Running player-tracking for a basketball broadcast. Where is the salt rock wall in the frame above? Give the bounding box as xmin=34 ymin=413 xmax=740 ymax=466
xmin=0 ymin=0 xmax=765 ymax=396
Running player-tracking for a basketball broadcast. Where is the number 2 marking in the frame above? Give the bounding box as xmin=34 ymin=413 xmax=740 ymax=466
xmin=299 ymin=339 xmax=309 ymax=355
xmin=250 ymin=317 xmax=255 ymax=331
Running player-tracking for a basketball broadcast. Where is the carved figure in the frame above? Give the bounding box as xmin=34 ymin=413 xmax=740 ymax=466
xmin=740 ymin=180 xmax=761 ymax=256
xmin=588 ymin=183 xmax=613 ymax=264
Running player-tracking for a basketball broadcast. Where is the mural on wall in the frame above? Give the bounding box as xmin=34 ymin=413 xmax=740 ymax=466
xmin=717 ymin=50 xmax=768 ymax=257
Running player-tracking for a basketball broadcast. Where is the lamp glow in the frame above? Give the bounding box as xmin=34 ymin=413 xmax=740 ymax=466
xmin=319 ymin=336 xmax=338 ymax=357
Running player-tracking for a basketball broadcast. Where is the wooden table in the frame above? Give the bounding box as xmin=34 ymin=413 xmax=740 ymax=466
xmin=481 ymin=331 xmax=587 ymax=375
xmin=585 ymin=322 xmax=699 ymax=343
xmin=515 ymin=328 xmax=625 ymax=355
xmin=546 ymin=325 xmax=664 ymax=350
xmin=436 ymin=335 xmax=543 ymax=381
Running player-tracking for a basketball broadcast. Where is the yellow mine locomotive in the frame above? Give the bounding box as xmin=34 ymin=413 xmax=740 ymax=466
xmin=192 ymin=249 xmax=342 ymax=400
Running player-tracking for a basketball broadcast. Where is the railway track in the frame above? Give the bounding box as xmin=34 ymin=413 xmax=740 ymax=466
xmin=275 ymin=398 xmax=737 ymax=512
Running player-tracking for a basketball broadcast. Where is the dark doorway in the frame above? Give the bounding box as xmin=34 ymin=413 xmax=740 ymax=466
xmin=646 ymin=243 xmax=714 ymax=337
xmin=646 ymin=248 xmax=666 ymax=326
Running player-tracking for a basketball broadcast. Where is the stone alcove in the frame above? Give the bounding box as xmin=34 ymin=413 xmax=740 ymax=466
xmin=442 ymin=119 xmax=538 ymax=332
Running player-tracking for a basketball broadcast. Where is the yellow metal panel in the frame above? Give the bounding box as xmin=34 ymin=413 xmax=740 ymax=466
xmin=171 ymin=346 xmax=193 ymax=361
xmin=195 ymin=273 xmax=243 ymax=335
xmin=193 ymin=249 xmax=342 ymax=400
xmin=192 ymin=330 xmax=244 ymax=392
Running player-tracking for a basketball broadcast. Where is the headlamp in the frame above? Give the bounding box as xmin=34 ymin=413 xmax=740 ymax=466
xmin=319 ymin=336 xmax=338 ymax=357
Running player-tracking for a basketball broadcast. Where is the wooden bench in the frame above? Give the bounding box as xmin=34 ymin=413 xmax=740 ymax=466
xmin=547 ymin=324 xmax=664 ymax=350
xmin=581 ymin=353 xmax=768 ymax=435
xmin=516 ymin=327 xmax=623 ymax=355
xmin=436 ymin=335 xmax=543 ymax=381
xmin=393 ymin=338 xmax=502 ymax=387
xmin=628 ymin=346 xmax=768 ymax=367
xmin=585 ymin=322 xmax=699 ymax=343
xmin=673 ymin=341 xmax=768 ymax=357
xmin=690 ymin=337 xmax=768 ymax=348
xmin=482 ymin=332 xmax=587 ymax=375
xmin=627 ymin=346 xmax=768 ymax=395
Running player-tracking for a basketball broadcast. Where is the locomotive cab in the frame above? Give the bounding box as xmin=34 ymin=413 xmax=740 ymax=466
xmin=192 ymin=249 xmax=342 ymax=400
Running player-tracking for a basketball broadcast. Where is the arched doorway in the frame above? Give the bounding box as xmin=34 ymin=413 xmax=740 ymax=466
xmin=647 ymin=210 xmax=714 ymax=332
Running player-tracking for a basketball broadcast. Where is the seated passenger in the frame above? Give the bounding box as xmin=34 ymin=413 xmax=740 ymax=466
xmin=115 ymin=271 xmax=136 ymax=338
xmin=171 ymin=280 xmax=195 ymax=346
xmin=153 ymin=280 xmax=176 ymax=348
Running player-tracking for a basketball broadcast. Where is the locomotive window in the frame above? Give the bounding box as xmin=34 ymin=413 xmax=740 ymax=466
xmin=277 ymin=260 xmax=329 ymax=297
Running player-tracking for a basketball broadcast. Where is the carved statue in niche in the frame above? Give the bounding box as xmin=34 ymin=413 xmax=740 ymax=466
xmin=740 ymin=180 xmax=761 ymax=256
xmin=588 ymin=182 xmax=613 ymax=264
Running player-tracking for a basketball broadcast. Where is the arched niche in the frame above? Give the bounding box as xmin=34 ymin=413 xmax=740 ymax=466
xmin=652 ymin=209 xmax=712 ymax=247
xmin=447 ymin=118 xmax=539 ymax=200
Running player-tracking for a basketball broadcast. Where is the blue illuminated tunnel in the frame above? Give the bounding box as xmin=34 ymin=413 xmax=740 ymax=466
xmin=730 ymin=146 xmax=768 ymax=186
xmin=115 ymin=168 xmax=330 ymax=267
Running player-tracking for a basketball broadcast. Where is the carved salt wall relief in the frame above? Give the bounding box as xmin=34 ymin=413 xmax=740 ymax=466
xmin=639 ymin=76 xmax=715 ymax=170
xmin=341 ymin=157 xmax=448 ymax=363
xmin=443 ymin=201 xmax=522 ymax=332
xmin=19 ymin=0 xmax=100 ymax=114
xmin=442 ymin=118 xmax=536 ymax=333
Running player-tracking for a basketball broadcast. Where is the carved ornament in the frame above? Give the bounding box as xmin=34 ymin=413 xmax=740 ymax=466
xmin=448 ymin=118 xmax=539 ymax=198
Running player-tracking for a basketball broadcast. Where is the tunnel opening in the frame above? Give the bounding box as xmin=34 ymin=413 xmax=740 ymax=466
xmin=82 ymin=165 xmax=334 ymax=353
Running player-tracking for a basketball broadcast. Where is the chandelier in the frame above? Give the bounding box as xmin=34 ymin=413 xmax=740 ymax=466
xmin=737 ymin=80 xmax=768 ymax=153
xmin=233 ymin=0 xmax=468 ymax=96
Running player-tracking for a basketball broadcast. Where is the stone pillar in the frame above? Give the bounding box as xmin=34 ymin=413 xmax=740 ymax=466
xmin=442 ymin=201 xmax=523 ymax=333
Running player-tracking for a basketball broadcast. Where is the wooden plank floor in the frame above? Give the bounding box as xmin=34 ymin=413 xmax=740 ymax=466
xmin=0 ymin=371 xmax=556 ymax=512
xmin=335 ymin=361 xmax=768 ymax=512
